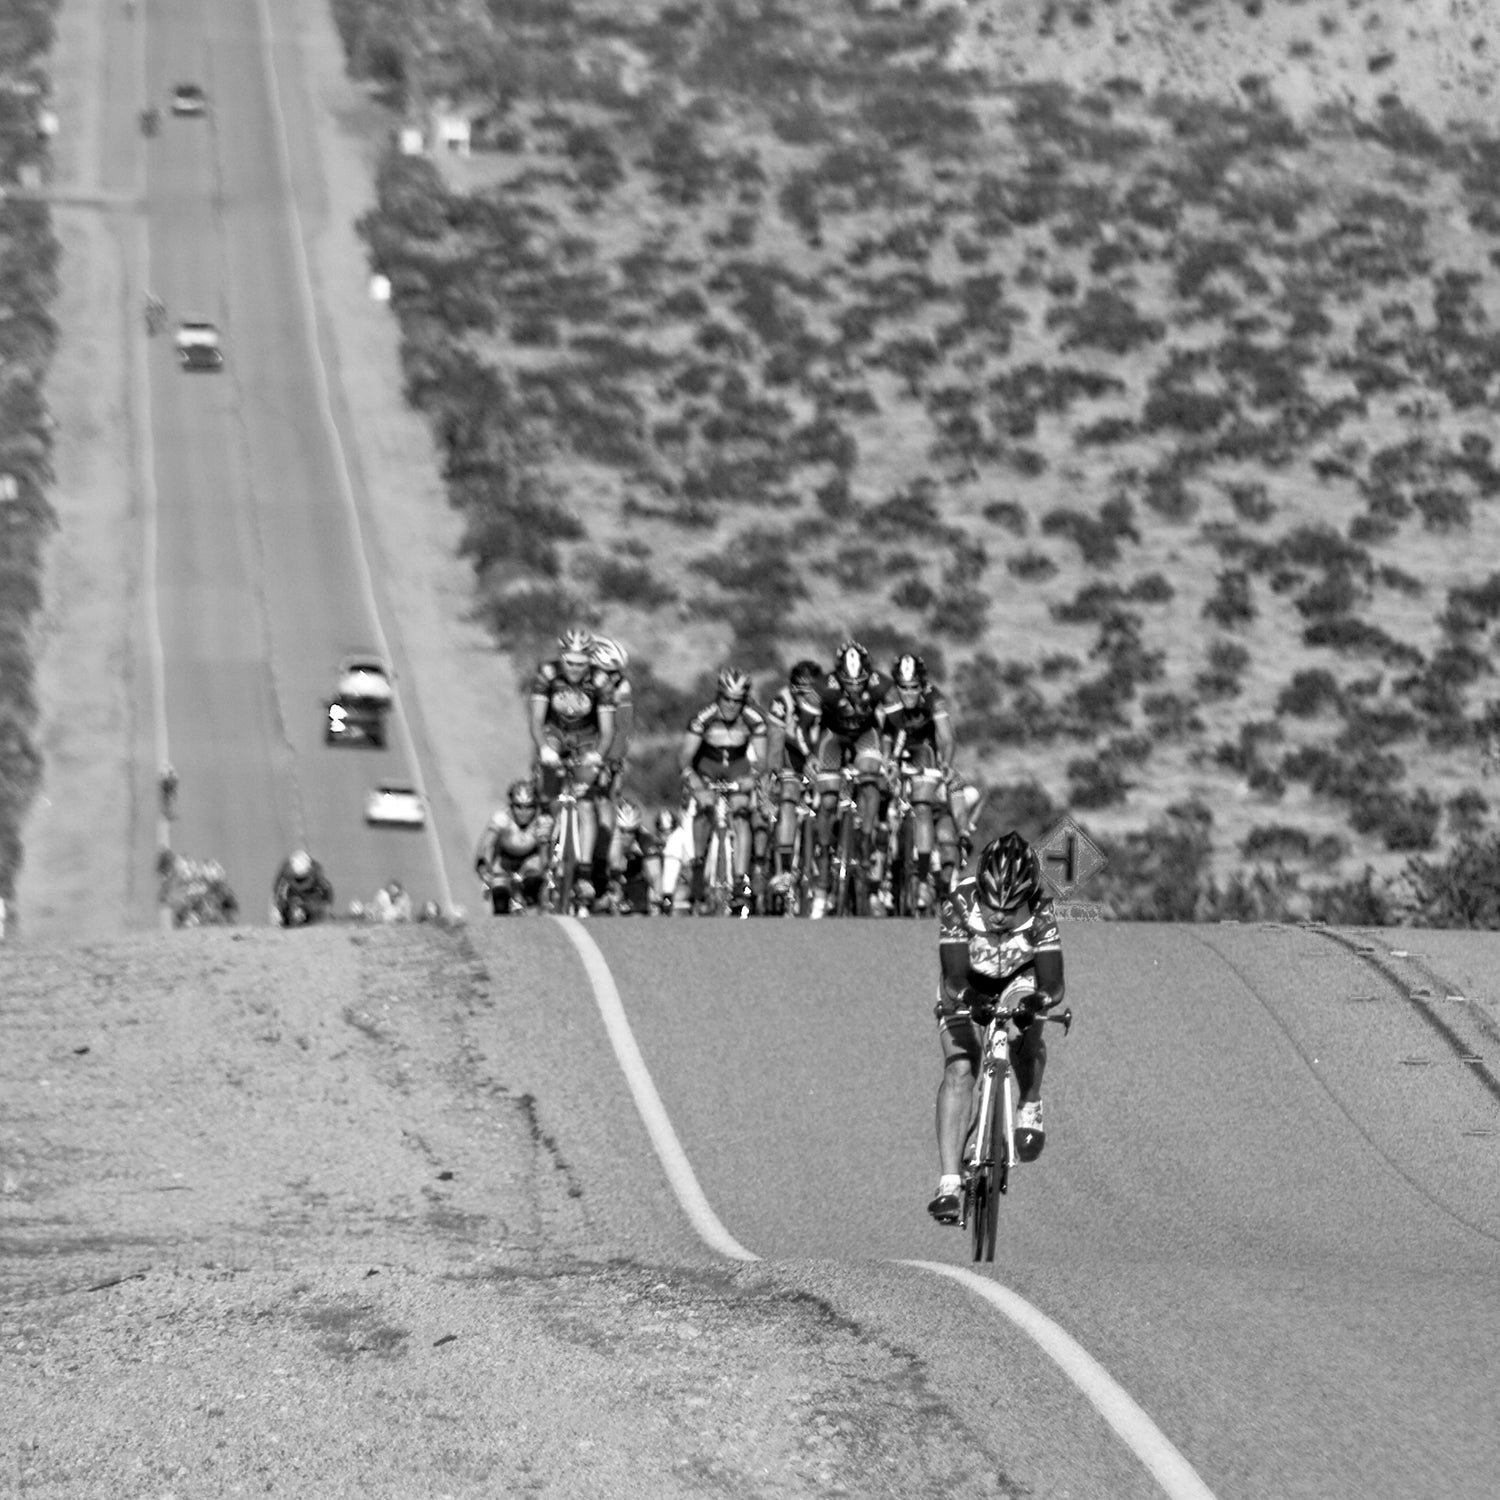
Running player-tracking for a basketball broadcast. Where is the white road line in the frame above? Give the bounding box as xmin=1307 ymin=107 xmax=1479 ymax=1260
xmin=553 ymin=917 xmax=759 ymax=1262
xmin=131 ymin=0 xmax=171 ymax=924
xmin=254 ymin=0 xmax=454 ymax=913
xmin=557 ymin=917 xmax=1222 ymax=1500
xmin=902 ymin=1261 xmax=1220 ymax=1500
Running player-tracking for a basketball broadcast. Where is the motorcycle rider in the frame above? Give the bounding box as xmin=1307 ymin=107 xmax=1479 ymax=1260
xmin=272 ymin=849 xmax=334 ymax=926
xmin=475 ymin=779 xmax=555 ymax=914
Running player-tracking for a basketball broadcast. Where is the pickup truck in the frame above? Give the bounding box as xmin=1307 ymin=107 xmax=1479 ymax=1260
xmin=325 ymin=655 xmax=393 ymax=749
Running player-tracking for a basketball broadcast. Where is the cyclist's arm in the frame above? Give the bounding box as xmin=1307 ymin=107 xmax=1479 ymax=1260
xmin=678 ymin=726 xmax=702 ymax=775
xmin=934 ymin=708 xmax=956 ymax=765
xmin=527 ymin=693 xmax=550 ymax=751
xmin=596 ymin=701 xmax=616 ymax=761
xmin=1032 ymin=948 xmax=1065 ymax=1009
xmin=938 ymin=939 xmax=973 ymax=1011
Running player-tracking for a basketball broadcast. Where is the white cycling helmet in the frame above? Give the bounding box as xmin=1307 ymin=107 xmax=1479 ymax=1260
xmin=592 ymin=636 xmax=629 ymax=675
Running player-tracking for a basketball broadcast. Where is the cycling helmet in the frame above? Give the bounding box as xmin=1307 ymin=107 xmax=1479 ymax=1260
xmin=834 ymin=640 xmax=870 ymax=686
xmin=559 ymin=627 xmax=594 ymax=671
xmin=616 ymin=798 xmax=642 ymax=832
xmin=508 ymin=778 xmax=538 ymax=814
xmin=717 ymin=665 xmax=751 ymax=701
xmin=893 ymin=652 xmax=928 ymax=691
xmin=789 ymin=658 xmax=824 ymax=691
xmin=289 ymin=849 xmax=312 ymax=879
xmin=591 ymin=636 xmax=629 ymax=675
xmin=976 ymin=831 xmax=1042 ymax=912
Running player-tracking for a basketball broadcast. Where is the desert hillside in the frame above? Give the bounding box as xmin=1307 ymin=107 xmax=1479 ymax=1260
xmin=323 ymin=0 xmax=1500 ymax=917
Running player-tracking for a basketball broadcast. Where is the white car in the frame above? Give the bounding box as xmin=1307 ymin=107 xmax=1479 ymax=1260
xmin=335 ymin=654 xmax=394 ymax=707
xmin=365 ymin=781 xmax=427 ymax=828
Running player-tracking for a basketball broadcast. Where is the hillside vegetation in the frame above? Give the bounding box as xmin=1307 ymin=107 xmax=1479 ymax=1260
xmin=332 ymin=0 xmax=1500 ymax=919
xmin=0 ymin=0 xmax=62 ymax=907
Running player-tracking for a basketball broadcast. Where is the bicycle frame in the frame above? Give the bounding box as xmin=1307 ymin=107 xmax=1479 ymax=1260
xmin=543 ymin=755 xmax=594 ymax=915
xmin=828 ymin=763 xmax=866 ymax=917
xmin=699 ymin=779 xmax=744 ymax=917
xmin=961 ymin=1004 xmax=1072 ymax=1263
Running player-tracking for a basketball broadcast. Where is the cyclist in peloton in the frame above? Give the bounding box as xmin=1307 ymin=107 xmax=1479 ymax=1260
xmin=272 ymin=848 xmax=334 ymax=926
xmin=588 ymin=636 xmax=633 ymax=903
xmin=475 ymin=779 xmax=555 ymax=914
xmin=529 ymin=627 xmax=617 ymax=910
xmin=809 ymin=641 xmax=894 ymax=918
xmin=928 ymin=831 xmax=1066 ymax=1224
xmin=604 ymin=797 xmax=659 ymax=915
xmin=765 ymin=658 xmax=824 ymax=907
xmin=679 ymin=666 xmax=769 ymax=915
xmin=881 ymin=652 xmax=960 ymax=906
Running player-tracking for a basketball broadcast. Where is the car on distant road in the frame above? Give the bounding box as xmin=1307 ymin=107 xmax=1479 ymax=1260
xmin=171 ymin=83 xmax=207 ymax=116
xmin=365 ymin=781 xmax=427 ymax=829
xmin=326 ymin=656 xmax=394 ymax=748
xmin=175 ymin=320 xmax=223 ymax=371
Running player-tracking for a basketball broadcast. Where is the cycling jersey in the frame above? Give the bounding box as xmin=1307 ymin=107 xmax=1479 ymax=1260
xmin=476 ymin=807 xmax=554 ymax=868
xmin=882 ymin=684 xmax=951 ymax=756
xmin=814 ymin=670 xmax=894 ymax=740
xmin=685 ymin=700 xmax=769 ymax=770
xmin=600 ymin=671 xmax=634 ymax=751
xmin=939 ymin=874 xmax=1061 ymax=1000
xmin=767 ymin=686 xmax=821 ymax=775
xmin=530 ymin=660 xmax=617 ymax=736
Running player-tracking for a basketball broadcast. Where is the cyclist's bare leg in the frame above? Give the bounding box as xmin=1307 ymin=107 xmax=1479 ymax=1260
xmin=1012 ymin=1019 xmax=1047 ymax=1104
xmin=730 ymin=792 xmax=753 ymax=881
xmin=936 ymin=1019 xmax=981 ymax=1178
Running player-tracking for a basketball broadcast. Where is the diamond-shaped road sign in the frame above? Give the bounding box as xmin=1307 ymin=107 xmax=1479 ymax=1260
xmin=1037 ymin=815 xmax=1106 ymax=897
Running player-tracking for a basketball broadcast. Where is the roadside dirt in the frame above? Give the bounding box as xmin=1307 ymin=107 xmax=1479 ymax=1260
xmin=0 ymin=925 xmax=1023 ymax=1497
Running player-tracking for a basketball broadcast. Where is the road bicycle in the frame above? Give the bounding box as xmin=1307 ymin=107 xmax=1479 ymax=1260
xmin=961 ymin=1002 xmax=1073 ymax=1263
xmin=770 ymin=775 xmax=818 ymax=917
xmin=698 ymin=778 xmax=750 ymax=917
xmin=826 ymin=763 xmax=869 ymax=917
xmin=541 ymin=754 xmax=596 ymax=916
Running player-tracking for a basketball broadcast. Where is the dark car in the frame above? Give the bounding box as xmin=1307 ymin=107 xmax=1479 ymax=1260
xmin=178 ymin=341 xmax=223 ymax=372
xmin=171 ymin=83 xmax=207 ymax=117
xmin=176 ymin=320 xmax=223 ymax=371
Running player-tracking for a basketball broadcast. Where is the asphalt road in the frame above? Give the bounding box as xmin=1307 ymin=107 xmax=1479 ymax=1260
xmin=132 ymin=0 xmax=450 ymax=918
xmin=467 ymin=915 xmax=1500 ymax=1500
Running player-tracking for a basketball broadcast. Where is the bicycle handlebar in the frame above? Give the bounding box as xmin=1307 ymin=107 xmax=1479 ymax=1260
xmin=981 ymin=1003 xmax=1073 ymax=1036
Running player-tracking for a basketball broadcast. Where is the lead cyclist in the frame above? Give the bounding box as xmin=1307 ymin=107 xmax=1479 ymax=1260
xmin=928 ymin=831 xmax=1066 ymax=1225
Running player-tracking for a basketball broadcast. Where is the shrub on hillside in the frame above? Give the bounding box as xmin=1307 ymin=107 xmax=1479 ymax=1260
xmin=1195 ymin=639 xmax=1248 ymax=699
xmin=1276 ymin=668 xmax=1341 ymax=716
xmin=1202 ymin=569 xmax=1255 ymax=627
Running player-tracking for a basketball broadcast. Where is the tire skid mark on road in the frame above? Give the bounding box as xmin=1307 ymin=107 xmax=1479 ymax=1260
xmin=1187 ymin=925 xmax=1500 ymax=1248
xmin=556 ymin=915 xmax=1222 ymax=1500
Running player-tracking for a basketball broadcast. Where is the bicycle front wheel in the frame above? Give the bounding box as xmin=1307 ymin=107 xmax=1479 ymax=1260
xmin=967 ymin=1079 xmax=1007 ymax=1264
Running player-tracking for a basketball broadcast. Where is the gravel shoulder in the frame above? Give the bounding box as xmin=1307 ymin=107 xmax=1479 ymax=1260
xmin=0 ymin=927 xmax=1017 ymax=1498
